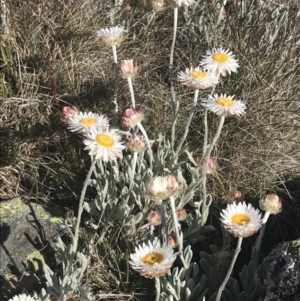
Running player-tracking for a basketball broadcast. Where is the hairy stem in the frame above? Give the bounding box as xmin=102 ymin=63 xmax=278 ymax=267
xmin=137 ymin=122 xmax=153 ymax=171
xmin=72 ymin=160 xmax=96 ymax=254
xmin=176 ymin=89 xmax=199 ymax=155
xmin=215 ymin=236 xmax=243 ymax=301
xmin=127 ymin=77 xmax=135 ymax=108
xmin=200 ymin=116 xmax=225 ymax=225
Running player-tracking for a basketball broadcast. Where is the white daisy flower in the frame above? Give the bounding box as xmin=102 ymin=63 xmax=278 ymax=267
xmin=130 ymin=238 xmax=177 ymax=278
xmin=96 ymin=25 xmax=126 ymax=47
xmin=68 ymin=111 xmax=109 ymax=134
xmin=8 ymin=294 xmax=36 ymax=301
xmin=201 ymin=93 xmax=246 ymax=117
xmin=83 ymin=128 xmax=125 ymax=162
xmin=174 ymin=0 xmax=195 ymax=7
xmin=200 ymin=47 xmax=239 ymax=76
xmin=178 ymin=67 xmax=219 ymax=90
xmin=220 ymin=202 xmax=262 ymax=237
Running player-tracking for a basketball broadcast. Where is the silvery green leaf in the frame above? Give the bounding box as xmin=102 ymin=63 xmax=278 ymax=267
xmin=183 ymin=246 xmax=193 ymax=265
xmin=134 ymin=212 xmax=143 ymax=223
xmin=167 ymin=282 xmax=179 ymax=300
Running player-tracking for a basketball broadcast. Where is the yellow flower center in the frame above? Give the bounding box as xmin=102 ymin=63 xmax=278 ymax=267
xmin=231 ymin=214 xmax=250 ymax=226
xmin=213 ymin=53 xmax=229 ymax=63
xmin=80 ymin=117 xmax=97 ymax=126
xmin=216 ymin=98 xmax=235 ymax=107
xmin=142 ymin=252 xmax=164 ymax=266
xmin=190 ymin=71 xmax=207 ymax=79
xmin=96 ymin=134 xmax=115 ymax=148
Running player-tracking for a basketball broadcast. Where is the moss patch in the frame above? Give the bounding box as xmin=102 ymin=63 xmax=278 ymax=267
xmin=286 ymin=240 xmax=300 ymax=256
xmin=26 ymin=251 xmax=45 ymax=272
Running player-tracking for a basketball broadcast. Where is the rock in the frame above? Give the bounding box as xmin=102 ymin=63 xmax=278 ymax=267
xmin=257 ymin=239 xmax=300 ymax=301
xmin=0 ymin=198 xmax=67 ymax=299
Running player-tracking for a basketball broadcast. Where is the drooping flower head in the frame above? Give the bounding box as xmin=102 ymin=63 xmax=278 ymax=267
xmin=96 ymin=26 xmax=126 ymax=47
xmin=121 ymin=106 xmax=144 ymax=129
xmin=68 ymin=111 xmax=109 ymax=134
xmin=130 ymin=238 xmax=177 ymax=278
xmin=144 ymin=175 xmax=184 ymax=201
xmin=220 ymin=202 xmax=262 ymax=237
xmin=83 ymin=128 xmax=125 ymax=162
xmin=198 ymin=157 xmax=218 ymax=174
xmin=120 ymin=59 xmax=138 ymax=79
xmin=201 ymin=93 xmax=246 ymax=117
xmin=8 ymin=294 xmax=37 ymax=301
xmin=178 ymin=67 xmax=219 ymax=90
xmin=61 ymin=106 xmax=79 ymax=122
xmin=200 ymin=47 xmax=239 ymax=76
xmin=173 ymin=0 xmax=195 ymax=7
xmin=147 ymin=210 xmax=162 ymax=226
xmin=127 ymin=135 xmax=147 ymax=153
xmin=259 ymin=194 xmax=282 ymax=215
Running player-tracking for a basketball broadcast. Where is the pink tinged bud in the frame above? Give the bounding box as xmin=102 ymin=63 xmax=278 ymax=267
xmin=61 ymin=106 xmax=79 ymax=121
xmin=126 ymin=135 xmax=147 ymax=153
xmin=259 ymin=194 xmax=282 ymax=215
xmin=147 ymin=211 xmax=162 ymax=226
xmin=198 ymin=157 xmax=218 ymax=174
xmin=152 ymin=0 xmax=166 ymax=11
xmin=227 ymin=189 xmax=243 ymax=204
xmin=120 ymin=60 xmax=138 ymax=78
xmin=168 ymin=233 xmax=179 ymax=248
xmin=121 ymin=106 xmax=144 ymax=129
xmin=124 ymin=3 xmax=131 ymax=11
xmin=177 ymin=208 xmax=187 ymax=221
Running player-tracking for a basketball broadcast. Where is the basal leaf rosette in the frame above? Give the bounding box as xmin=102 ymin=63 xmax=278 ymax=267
xmin=220 ymin=202 xmax=262 ymax=237
xmin=144 ymin=175 xmax=185 ymax=201
xmin=130 ymin=238 xmax=177 ymax=278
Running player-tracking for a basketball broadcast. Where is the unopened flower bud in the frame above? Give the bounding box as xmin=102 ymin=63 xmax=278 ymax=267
xmin=168 ymin=233 xmax=178 ymax=248
xmin=144 ymin=175 xmax=184 ymax=201
xmin=121 ymin=106 xmax=144 ymax=130
xmin=61 ymin=106 xmax=79 ymax=122
xmin=259 ymin=194 xmax=282 ymax=215
xmin=152 ymin=0 xmax=166 ymax=11
xmin=227 ymin=189 xmax=243 ymax=204
xmin=147 ymin=211 xmax=162 ymax=226
xmin=177 ymin=208 xmax=187 ymax=221
xmin=198 ymin=157 xmax=218 ymax=174
xmin=121 ymin=60 xmax=138 ymax=79
xmin=127 ymin=135 xmax=147 ymax=153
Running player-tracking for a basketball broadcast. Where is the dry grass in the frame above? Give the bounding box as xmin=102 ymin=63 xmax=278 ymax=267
xmin=1 ymin=0 xmax=300 ymax=299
